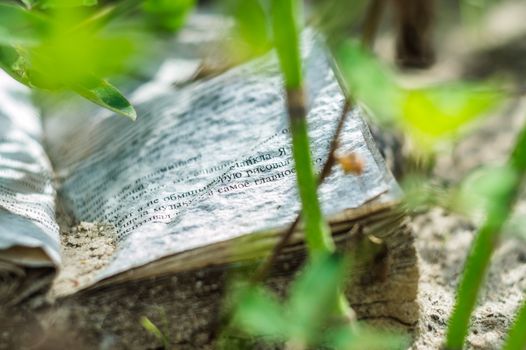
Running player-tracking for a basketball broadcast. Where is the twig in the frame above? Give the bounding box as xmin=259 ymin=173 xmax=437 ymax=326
xmin=251 ymin=99 xmax=352 ymax=283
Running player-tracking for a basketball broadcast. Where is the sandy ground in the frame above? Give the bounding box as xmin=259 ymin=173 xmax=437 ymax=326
xmin=49 ymin=221 xmax=116 ymax=298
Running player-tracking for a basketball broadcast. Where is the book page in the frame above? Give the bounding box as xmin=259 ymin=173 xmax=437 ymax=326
xmin=0 ymin=70 xmax=60 ymax=267
xmin=45 ymin=32 xmax=398 ymax=280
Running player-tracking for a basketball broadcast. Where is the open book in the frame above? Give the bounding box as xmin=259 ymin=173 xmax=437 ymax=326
xmin=0 ymin=24 xmax=417 ymax=346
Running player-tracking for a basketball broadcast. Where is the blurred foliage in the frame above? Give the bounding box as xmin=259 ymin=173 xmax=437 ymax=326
xmin=142 ymin=0 xmax=195 ymax=32
xmin=461 ymin=0 xmax=500 ymax=29
xmin=225 ymin=0 xmax=272 ymax=60
xmin=0 ymin=0 xmax=195 ymax=118
xmin=229 ymin=254 xmax=407 ymax=350
xmin=449 ymin=165 xmax=517 ymax=218
xmin=335 ymin=41 xmax=504 ymax=151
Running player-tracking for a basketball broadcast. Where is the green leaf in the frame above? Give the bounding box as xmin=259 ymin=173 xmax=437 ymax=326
xmin=449 ymin=165 xmax=518 ymax=218
xmin=0 ymin=3 xmax=48 ymax=46
xmin=400 ymin=175 xmax=443 ymax=211
xmin=228 ymin=0 xmax=271 ymax=57
xmin=231 ymin=286 xmax=289 ymax=340
xmin=287 ymin=254 xmax=347 ymax=342
xmin=73 ymin=79 xmax=136 ymax=120
xmin=19 ymin=0 xmax=36 ymax=9
xmin=334 ymin=41 xmax=402 ymax=125
xmin=142 ymin=0 xmax=196 ymax=32
xmin=0 ymin=46 xmax=29 ymax=85
xmin=312 ymin=0 xmax=368 ymax=46
xmin=29 ymin=14 xmax=137 ymax=87
xmin=140 ymin=316 xmax=169 ymax=349
xmin=32 ymin=0 xmax=98 ymax=8
xmin=461 ymin=0 xmax=493 ymax=29
xmin=326 ymin=324 xmax=408 ymax=350
xmin=402 ymin=83 xmax=504 ymax=147
xmin=334 ymin=42 xmax=504 ymax=151
xmin=503 ymin=214 xmax=526 ymax=242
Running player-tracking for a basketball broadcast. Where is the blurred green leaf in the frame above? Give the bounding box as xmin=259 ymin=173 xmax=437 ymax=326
xmin=31 ymin=0 xmax=98 ymax=8
xmin=231 ymin=254 xmax=349 ymax=347
xmin=313 ymin=0 xmax=368 ymax=47
xmin=142 ymin=0 xmax=196 ymax=33
xmin=402 ymin=83 xmax=503 ymax=147
xmin=401 ymin=175 xmax=444 ymax=211
xmin=287 ymin=253 xmax=347 ymax=342
xmin=227 ymin=0 xmax=271 ymax=58
xmin=0 ymin=46 xmax=29 ymax=85
xmin=19 ymin=0 xmax=97 ymax=8
xmin=335 ymin=41 xmax=504 ymax=150
xmin=231 ymin=285 xmax=289 ymax=340
xmin=334 ymin=41 xmax=402 ymax=125
xmin=74 ymin=78 xmax=136 ymax=120
xmin=449 ymin=165 xmax=517 ymax=218
xmin=19 ymin=0 xmax=36 ymax=8
xmin=461 ymin=0 xmax=495 ymax=29
xmin=29 ymin=9 xmax=137 ymax=86
xmin=0 ymin=3 xmax=48 ymax=46
xmin=326 ymin=324 xmax=408 ymax=350
xmin=503 ymin=214 xmax=526 ymax=242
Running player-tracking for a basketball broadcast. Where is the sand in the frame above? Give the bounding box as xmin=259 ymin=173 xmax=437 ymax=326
xmin=50 ymin=220 xmax=116 ymax=298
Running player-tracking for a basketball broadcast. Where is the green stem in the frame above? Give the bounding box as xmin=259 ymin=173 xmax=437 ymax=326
xmin=503 ymin=298 xmax=526 ymax=350
xmin=287 ymin=89 xmax=335 ymax=256
xmin=445 ymin=122 xmax=526 ymax=349
xmin=271 ymin=0 xmax=352 ymax=320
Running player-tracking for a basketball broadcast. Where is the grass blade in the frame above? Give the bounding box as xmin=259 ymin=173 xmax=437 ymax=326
xmin=503 ymin=299 xmax=526 ymax=350
xmin=445 ymin=123 xmax=526 ymax=349
xmin=270 ymin=0 xmax=333 ymax=256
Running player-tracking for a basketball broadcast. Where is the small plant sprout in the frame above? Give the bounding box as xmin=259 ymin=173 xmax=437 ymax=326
xmin=140 ymin=315 xmax=170 ymax=350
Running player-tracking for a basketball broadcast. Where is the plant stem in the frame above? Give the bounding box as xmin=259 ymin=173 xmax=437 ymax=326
xmin=286 ymin=88 xmax=335 ymax=257
xmin=503 ymin=298 xmax=526 ymax=350
xmin=252 ymin=100 xmax=351 ymax=283
xmin=271 ymin=0 xmax=334 ymax=257
xmin=445 ymin=118 xmax=526 ymax=349
xmin=271 ymin=0 xmax=353 ymax=320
